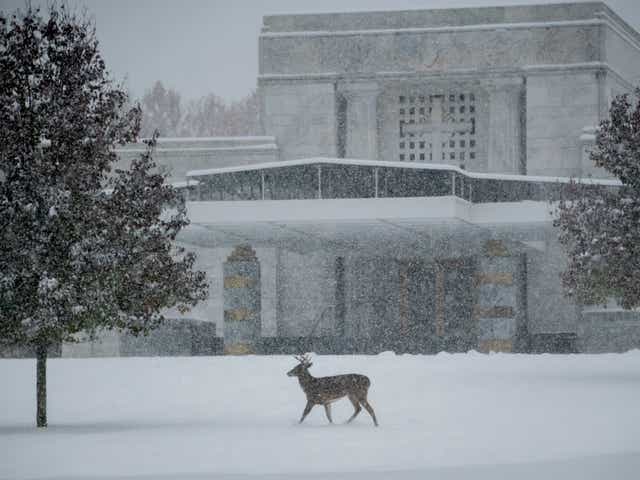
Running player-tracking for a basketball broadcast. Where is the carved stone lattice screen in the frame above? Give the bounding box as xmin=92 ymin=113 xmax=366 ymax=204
xmin=398 ymin=93 xmax=477 ymax=166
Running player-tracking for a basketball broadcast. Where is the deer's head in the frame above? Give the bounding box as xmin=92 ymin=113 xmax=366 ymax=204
xmin=287 ymin=354 xmax=312 ymax=377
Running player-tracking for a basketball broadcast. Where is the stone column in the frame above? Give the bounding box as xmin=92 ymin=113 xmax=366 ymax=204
xmin=223 ymin=245 xmax=261 ymax=354
xmin=474 ymin=240 xmax=520 ymax=353
xmin=398 ymin=261 xmax=409 ymax=337
xmin=275 ymin=247 xmax=285 ymax=337
xmin=485 ymin=78 xmax=525 ymax=174
xmin=259 ymin=248 xmax=277 ymax=338
xmin=340 ymin=82 xmax=380 ymax=160
xmin=334 ymin=257 xmax=346 ymax=337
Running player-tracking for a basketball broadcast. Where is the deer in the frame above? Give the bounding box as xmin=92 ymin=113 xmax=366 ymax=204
xmin=287 ymin=354 xmax=378 ymax=426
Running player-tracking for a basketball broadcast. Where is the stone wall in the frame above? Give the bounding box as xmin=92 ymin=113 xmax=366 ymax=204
xmin=120 ymin=320 xmax=220 ymax=356
xmin=579 ymin=309 xmax=640 ymax=353
xmin=260 ymin=25 xmax=601 ymax=77
xmin=62 ymin=330 xmax=121 ymax=357
xmin=276 ymin=249 xmax=336 ymax=337
xmin=344 ymin=256 xmax=399 ymax=341
xmin=604 ymin=23 xmax=640 ymax=89
xmin=526 ymin=71 xmax=600 ymax=177
xmin=259 ymin=82 xmax=337 ymax=160
xmin=115 ymin=137 xmax=279 ymax=184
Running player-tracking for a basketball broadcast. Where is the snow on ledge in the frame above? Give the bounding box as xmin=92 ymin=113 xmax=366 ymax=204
xmin=115 ymin=137 xmax=278 ymax=153
xmin=118 ymin=144 xmax=279 ymax=154
xmin=259 ymin=18 xmax=605 ymax=39
xmin=151 ymin=136 xmax=276 ymax=143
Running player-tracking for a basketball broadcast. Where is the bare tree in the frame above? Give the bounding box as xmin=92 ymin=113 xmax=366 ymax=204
xmin=139 ymin=85 xmax=260 ymax=138
xmin=140 ymin=81 xmax=182 ymax=137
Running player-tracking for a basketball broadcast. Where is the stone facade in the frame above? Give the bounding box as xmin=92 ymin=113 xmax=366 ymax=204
xmin=57 ymin=3 xmax=640 ymax=357
xmin=259 ymin=2 xmax=640 ymax=178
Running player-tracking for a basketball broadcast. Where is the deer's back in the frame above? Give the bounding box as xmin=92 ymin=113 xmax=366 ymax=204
xmin=306 ymin=373 xmax=370 ymax=404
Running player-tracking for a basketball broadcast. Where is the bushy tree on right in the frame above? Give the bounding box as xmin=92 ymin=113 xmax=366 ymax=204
xmin=555 ymin=89 xmax=640 ymax=308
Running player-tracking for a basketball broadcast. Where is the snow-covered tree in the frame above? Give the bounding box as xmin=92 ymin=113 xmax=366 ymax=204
xmin=555 ymin=89 xmax=640 ymax=308
xmin=0 ymin=6 xmax=208 ymax=427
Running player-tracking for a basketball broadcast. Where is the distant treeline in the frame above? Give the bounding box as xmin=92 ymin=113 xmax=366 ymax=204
xmin=138 ymin=81 xmax=260 ymax=138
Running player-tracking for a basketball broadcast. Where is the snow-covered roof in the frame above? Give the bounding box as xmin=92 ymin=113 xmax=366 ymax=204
xmin=118 ymin=144 xmax=278 ymax=154
xmin=101 ymin=180 xmax=198 ymax=195
xmin=186 ymin=157 xmax=622 ymax=187
xmin=171 ymin=180 xmax=199 ymax=189
xmin=115 ymin=136 xmax=278 ymax=153
xmin=147 ymin=136 xmax=276 ymax=143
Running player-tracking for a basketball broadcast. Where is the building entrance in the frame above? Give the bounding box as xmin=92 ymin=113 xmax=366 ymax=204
xmin=401 ymin=258 xmax=476 ymax=352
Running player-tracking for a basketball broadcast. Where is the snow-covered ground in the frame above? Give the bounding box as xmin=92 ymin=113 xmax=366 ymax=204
xmin=2 ymin=352 xmax=640 ymax=480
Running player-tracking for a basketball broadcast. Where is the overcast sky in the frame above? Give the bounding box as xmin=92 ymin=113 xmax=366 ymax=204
xmin=2 ymin=0 xmax=640 ymax=102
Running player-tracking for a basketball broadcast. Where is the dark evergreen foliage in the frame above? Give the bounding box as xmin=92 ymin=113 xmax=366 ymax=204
xmin=555 ymin=89 xmax=640 ymax=308
xmin=0 ymin=6 xmax=208 ymax=426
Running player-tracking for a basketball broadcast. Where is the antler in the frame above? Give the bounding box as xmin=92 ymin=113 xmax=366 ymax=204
xmin=294 ymin=353 xmax=312 ymax=366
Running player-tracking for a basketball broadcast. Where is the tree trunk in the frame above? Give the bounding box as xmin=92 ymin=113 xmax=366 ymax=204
xmin=36 ymin=343 xmax=47 ymax=428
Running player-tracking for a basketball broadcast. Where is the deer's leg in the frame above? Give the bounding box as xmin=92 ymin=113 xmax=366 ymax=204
xmin=299 ymin=401 xmax=314 ymax=424
xmin=346 ymin=394 xmax=362 ymax=423
xmin=323 ymin=403 xmax=333 ymax=424
xmin=361 ymin=398 xmax=378 ymax=427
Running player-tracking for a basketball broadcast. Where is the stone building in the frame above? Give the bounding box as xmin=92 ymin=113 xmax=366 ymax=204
xmin=65 ymin=2 xmax=640 ymax=356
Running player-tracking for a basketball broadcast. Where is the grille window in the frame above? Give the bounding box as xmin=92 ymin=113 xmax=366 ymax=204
xmin=398 ymin=92 xmax=477 ymax=167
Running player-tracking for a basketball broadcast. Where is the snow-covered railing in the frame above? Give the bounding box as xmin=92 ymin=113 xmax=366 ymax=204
xmin=185 ymin=157 xmax=621 ymax=204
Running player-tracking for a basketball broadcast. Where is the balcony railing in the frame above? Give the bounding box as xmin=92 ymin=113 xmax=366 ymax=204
xmin=184 ymin=158 xmax=621 ymax=204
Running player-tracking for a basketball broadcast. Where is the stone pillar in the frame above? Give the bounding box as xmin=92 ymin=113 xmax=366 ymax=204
xmin=475 ymin=240 xmax=520 ymax=353
xmin=514 ymin=253 xmax=530 ymax=352
xmin=398 ymin=261 xmax=409 ymax=336
xmin=596 ymin=69 xmax=608 ymax=122
xmin=275 ymin=247 xmax=284 ymax=337
xmin=223 ymin=245 xmax=261 ymax=354
xmin=259 ymin=248 xmax=277 ymax=338
xmin=341 ymin=82 xmax=380 ymax=160
xmin=334 ymin=257 xmax=346 ymax=337
xmin=486 ymin=78 xmax=525 ymax=174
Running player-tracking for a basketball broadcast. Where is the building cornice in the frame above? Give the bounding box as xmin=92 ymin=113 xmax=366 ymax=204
xmin=260 ymin=19 xmax=604 ymax=40
xmin=258 ymin=62 xmax=628 ymax=86
xmin=260 ymin=13 xmax=640 ymax=64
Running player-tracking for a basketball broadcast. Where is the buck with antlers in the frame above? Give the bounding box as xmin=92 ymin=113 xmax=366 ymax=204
xmin=287 ymin=354 xmax=378 ymax=426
